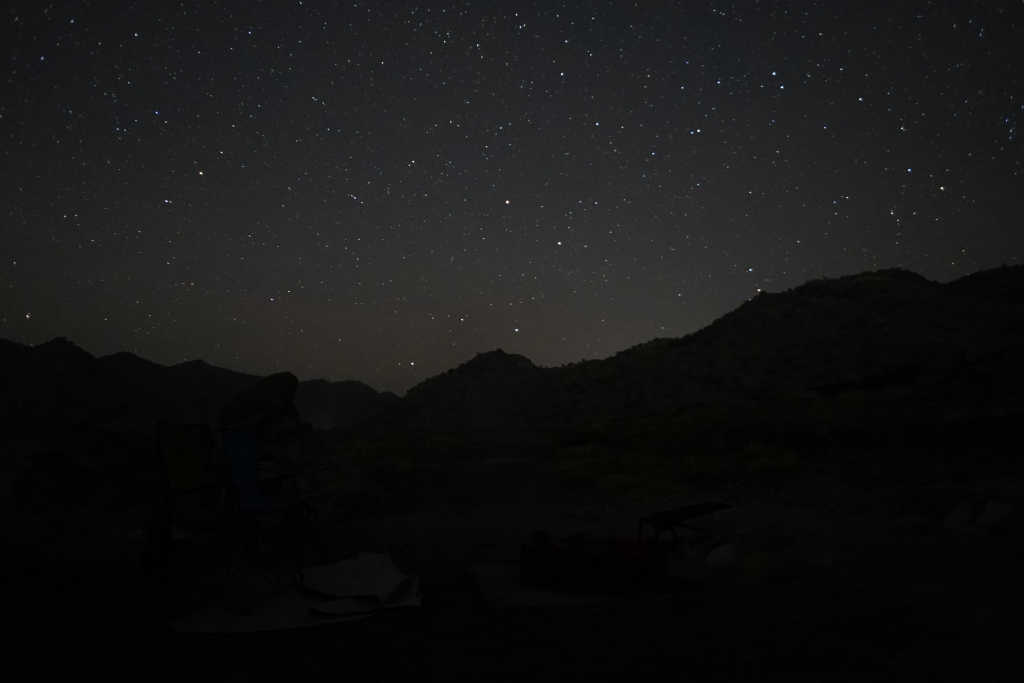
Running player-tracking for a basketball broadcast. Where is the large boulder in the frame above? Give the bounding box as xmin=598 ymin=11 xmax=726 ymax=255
xmin=219 ymin=372 xmax=299 ymax=430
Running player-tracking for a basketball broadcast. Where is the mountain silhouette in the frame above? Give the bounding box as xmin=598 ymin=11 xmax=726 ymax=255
xmin=294 ymin=379 xmax=399 ymax=432
xmin=0 ymin=340 xmax=398 ymax=438
xmin=5 ymin=264 xmax=1022 ymax=457
xmin=370 ymin=265 xmax=1023 ymax=460
xmin=563 ymin=265 xmax=1021 ymax=405
xmin=4 ymin=264 xmax=1023 ymax=682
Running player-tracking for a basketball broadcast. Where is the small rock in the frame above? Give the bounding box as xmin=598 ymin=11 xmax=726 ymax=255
xmin=943 ymin=501 xmax=973 ymax=532
xmin=706 ymin=543 xmax=737 ymax=569
xmin=976 ymin=500 xmax=1014 ymax=529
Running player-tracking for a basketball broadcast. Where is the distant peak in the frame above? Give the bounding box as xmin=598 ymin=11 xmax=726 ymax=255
xmin=0 ymin=337 xmax=30 ymax=352
xmin=808 ymin=267 xmax=932 ymax=284
xmin=945 ymin=263 xmax=1024 ymax=298
xmin=468 ymin=348 xmax=536 ymax=367
xmin=173 ymin=358 xmax=209 ymax=368
xmin=34 ymin=336 xmax=93 ymax=358
xmin=37 ymin=336 xmax=73 ymax=348
xmin=405 ymin=347 xmax=539 ymax=397
xmin=793 ymin=267 xmax=936 ymax=298
xmin=847 ymin=267 xmax=931 ymax=282
xmin=298 ymin=377 xmax=382 ymax=396
xmin=102 ymin=350 xmax=141 ymax=360
xmin=99 ymin=350 xmax=161 ymax=369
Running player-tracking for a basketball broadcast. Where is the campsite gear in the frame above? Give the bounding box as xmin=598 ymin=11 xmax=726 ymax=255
xmin=216 ymin=372 xmax=319 ymax=575
xmin=173 ymin=552 xmax=421 ymax=633
xmin=302 ymin=553 xmax=422 ymax=616
xmin=160 ymin=421 xmax=222 ymax=494
xmin=143 ymin=421 xmax=228 ymax=571
xmin=637 ymin=501 xmax=732 ymax=544
xmin=147 ymin=372 xmax=318 ymax=576
xmin=223 ymin=427 xmax=268 ymax=513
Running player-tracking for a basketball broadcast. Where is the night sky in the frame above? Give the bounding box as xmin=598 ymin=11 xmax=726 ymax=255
xmin=3 ymin=1 xmax=1021 ymax=393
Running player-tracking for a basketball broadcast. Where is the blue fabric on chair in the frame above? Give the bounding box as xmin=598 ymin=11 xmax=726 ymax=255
xmin=223 ymin=429 xmax=268 ymax=513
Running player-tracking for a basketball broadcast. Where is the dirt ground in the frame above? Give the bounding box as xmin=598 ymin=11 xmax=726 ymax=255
xmin=6 ymin=434 xmax=1020 ymax=680
xmin=12 ymin=486 xmax=1019 ymax=683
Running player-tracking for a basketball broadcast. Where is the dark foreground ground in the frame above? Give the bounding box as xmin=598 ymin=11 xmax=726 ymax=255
xmin=11 ymin=546 xmax=1021 ymax=682
xmin=7 ymin=445 xmax=1023 ymax=682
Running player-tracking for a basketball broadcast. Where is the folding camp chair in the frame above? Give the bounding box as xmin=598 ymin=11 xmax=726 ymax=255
xmin=221 ymin=426 xmax=325 ymax=585
xmin=143 ymin=421 xmax=229 ymax=572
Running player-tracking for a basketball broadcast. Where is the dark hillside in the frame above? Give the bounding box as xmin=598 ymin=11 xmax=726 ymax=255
xmin=377 ymin=266 xmax=1024 ymax=467
xmin=3 ymin=265 xmax=1023 ymax=683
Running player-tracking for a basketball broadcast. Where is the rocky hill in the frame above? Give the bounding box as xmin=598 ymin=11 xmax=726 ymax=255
xmin=294 ymin=379 xmax=398 ymax=432
xmin=380 ymin=265 xmax=1024 ymax=461
xmin=0 ymin=337 xmax=395 ymax=458
xmin=5 ymin=265 xmax=1023 ymax=683
xmin=4 ymin=264 xmax=1022 ymax=466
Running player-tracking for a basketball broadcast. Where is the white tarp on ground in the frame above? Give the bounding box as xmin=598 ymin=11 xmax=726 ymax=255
xmin=301 ymin=552 xmax=409 ymax=601
xmin=173 ymin=552 xmax=420 ymax=633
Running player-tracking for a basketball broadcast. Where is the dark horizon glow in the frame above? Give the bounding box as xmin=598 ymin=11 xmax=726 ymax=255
xmin=3 ymin=1 xmax=1021 ymax=393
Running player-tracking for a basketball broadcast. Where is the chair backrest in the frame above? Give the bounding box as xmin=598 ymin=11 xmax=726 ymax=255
xmin=158 ymin=422 xmax=220 ymax=494
xmin=223 ymin=427 xmax=273 ymax=513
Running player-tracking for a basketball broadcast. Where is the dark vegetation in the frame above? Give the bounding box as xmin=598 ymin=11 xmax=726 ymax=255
xmin=3 ymin=265 xmax=1023 ymax=680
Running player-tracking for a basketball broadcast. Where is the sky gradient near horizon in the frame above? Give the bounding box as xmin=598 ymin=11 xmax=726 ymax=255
xmin=3 ymin=1 xmax=1021 ymax=392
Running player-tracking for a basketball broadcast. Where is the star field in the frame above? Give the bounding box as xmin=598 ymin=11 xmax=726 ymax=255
xmin=3 ymin=1 xmax=1021 ymax=392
